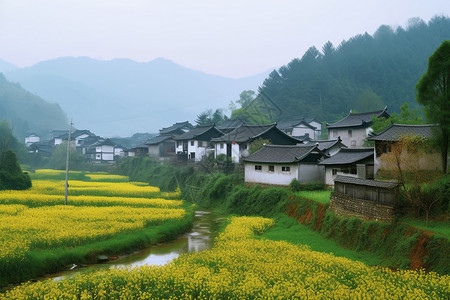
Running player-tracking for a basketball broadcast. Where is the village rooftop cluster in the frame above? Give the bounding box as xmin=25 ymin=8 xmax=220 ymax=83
xmin=24 ymin=106 xmax=439 ymax=190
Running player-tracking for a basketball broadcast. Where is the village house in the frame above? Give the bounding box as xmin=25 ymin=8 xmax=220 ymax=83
xmin=319 ymin=148 xmax=375 ymax=186
xmin=367 ymin=123 xmax=443 ymax=173
xmin=85 ymin=138 xmax=117 ymax=163
xmin=244 ymin=144 xmax=325 ymax=186
xmin=277 ymin=117 xmax=322 ymax=140
xmin=326 ymin=107 xmax=389 ymax=147
xmin=174 ymin=125 xmax=224 ymax=162
xmin=24 ymin=133 xmax=40 ymax=147
xmin=211 ymin=123 xmax=301 ymax=163
xmin=144 ymin=121 xmax=194 ymax=160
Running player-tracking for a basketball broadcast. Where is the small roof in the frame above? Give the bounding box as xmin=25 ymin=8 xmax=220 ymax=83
xmin=90 ymin=138 xmax=117 ymax=147
xmin=211 ymin=123 xmax=300 ymax=144
xmin=305 ymin=139 xmax=347 ymax=152
xmin=244 ymin=145 xmax=321 ymax=164
xmin=173 ymin=125 xmax=223 ymax=141
xmin=293 ymin=133 xmax=313 ymax=142
xmin=334 ymin=175 xmax=398 ymax=189
xmin=146 ymin=134 xmax=173 ymax=145
xmin=367 ymin=124 xmax=437 ymax=141
xmin=326 ymin=107 xmax=389 ymax=129
xmin=159 ymin=121 xmax=194 ymax=134
xmin=319 ymin=148 xmax=374 ymax=165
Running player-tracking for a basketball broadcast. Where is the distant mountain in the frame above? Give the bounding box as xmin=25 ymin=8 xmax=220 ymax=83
xmin=0 ymin=74 xmax=68 ymax=139
xmin=253 ymin=16 xmax=450 ymax=124
xmin=0 ymin=58 xmax=18 ymax=73
xmin=5 ymin=57 xmax=269 ymax=136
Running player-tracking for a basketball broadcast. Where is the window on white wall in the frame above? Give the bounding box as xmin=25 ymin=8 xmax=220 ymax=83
xmin=282 ymin=166 xmax=291 ymax=172
xmin=220 ymin=143 xmax=224 ymax=149
xmin=348 ymin=130 xmax=352 ymax=138
xmin=268 ymin=165 xmax=275 ymax=173
xmin=255 ymin=165 xmax=262 ymax=171
xmin=190 ymin=141 xmax=194 ymax=146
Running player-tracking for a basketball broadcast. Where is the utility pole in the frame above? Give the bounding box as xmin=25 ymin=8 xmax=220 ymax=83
xmin=64 ymin=119 xmax=73 ymax=205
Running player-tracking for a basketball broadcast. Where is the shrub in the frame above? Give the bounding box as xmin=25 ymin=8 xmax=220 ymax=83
xmin=0 ymin=150 xmax=32 ymax=190
xmin=289 ymin=179 xmax=324 ymax=192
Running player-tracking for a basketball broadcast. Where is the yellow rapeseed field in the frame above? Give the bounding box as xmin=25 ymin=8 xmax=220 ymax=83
xmin=0 ymin=205 xmax=185 ymax=261
xmin=2 ymin=216 xmax=448 ymax=299
xmin=0 ymin=170 xmax=187 ymax=274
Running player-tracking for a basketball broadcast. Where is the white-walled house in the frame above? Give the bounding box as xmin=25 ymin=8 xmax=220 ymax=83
xmin=277 ymin=118 xmax=322 ymax=140
xmin=244 ymin=145 xmax=325 ymax=186
xmin=25 ymin=134 xmax=40 ymax=147
xmin=326 ymin=107 xmax=389 ymax=147
xmin=211 ymin=123 xmax=301 ymax=163
xmin=319 ymin=148 xmax=375 ymax=186
xmin=174 ymin=125 xmax=224 ymax=162
xmin=86 ymin=139 xmax=116 ymax=163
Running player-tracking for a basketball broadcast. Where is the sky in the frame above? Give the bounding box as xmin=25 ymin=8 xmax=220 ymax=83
xmin=0 ymin=0 xmax=448 ymax=78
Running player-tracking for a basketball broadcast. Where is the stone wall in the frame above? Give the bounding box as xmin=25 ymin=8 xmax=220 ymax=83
xmin=330 ymin=191 xmax=394 ymax=223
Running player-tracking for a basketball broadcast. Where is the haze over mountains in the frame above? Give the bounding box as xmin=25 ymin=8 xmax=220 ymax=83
xmin=3 ymin=57 xmax=269 ymax=137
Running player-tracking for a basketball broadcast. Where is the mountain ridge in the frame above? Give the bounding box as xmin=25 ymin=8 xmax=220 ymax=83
xmin=5 ymin=56 xmax=270 ymax=136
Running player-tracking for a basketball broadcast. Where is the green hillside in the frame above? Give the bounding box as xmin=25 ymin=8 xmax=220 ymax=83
xmin=245 ymin=16 xmax=450 ymax=124
xmin=0 ymin=74 xmax=68 ymax=139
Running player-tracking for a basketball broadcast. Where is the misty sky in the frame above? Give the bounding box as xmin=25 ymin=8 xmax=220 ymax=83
xmin=0 ymin=0 xmax=448 ymax=78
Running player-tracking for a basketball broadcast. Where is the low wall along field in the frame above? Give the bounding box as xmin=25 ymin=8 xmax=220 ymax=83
xmin=0 ymin=169 xmax=193 ymax=287
xmin=329 ymin=191 xmax=395 ymax=222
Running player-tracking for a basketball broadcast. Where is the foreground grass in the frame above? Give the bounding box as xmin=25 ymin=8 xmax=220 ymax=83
xmin=295 ymin=190 xmax=331 ymax=204
xmin=402 ymin=218 xmax=450 ymax=239
xmin=2 ymin=216 xmax=448 ymax=299
xmin=260 ymin=215 xmax=389 ymax=267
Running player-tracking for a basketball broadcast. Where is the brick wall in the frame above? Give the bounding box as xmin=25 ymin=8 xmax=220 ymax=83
xmin=330 ymin=191 xmax=394 ymax=223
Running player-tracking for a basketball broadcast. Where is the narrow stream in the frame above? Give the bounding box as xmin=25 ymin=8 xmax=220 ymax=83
xmin=45 ymin=210 xmax=223 ymax=281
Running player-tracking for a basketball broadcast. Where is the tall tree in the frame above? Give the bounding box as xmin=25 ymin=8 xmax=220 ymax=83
xmin=416 ymin=40 xmax=450 ymax=174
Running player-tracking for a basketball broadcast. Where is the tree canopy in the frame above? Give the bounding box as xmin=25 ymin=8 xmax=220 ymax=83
xmin=416 ymin=40 xmax=450 ymax=174
xmin=229 ymin=16 xmax=450 ymax=125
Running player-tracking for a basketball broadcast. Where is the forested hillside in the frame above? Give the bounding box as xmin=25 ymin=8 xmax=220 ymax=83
xmin=0 ymin=74 xmax=67 ymax=139
xmin=252 ymin=16 xmax=450 ymax=123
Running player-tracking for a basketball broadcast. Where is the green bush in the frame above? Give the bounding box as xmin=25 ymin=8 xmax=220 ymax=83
xmin=289 ymin=179 xmax=302 ymax=192
xmin=0 ymin=149 xmax=32 ymax=190
xmin=289 ymin=179 xmax=324 ymax=192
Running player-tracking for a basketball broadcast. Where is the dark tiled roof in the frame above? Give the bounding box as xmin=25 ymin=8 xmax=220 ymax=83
xmin=90 ymin=138 xmax=117 ymax=147
xmin=159 ymin=121 xmax=194 ymax=134
xmin=305 ymin=139 xmax=347 ymax=151
xmin=319 ymin=148 xmax=374 ymax=165
xmin=334 ymin=175 xmax=398 ymax=189
xmin=173 ymin=125 xmax=223 ymax=141
xmin=146 ymin=134 xmax=173 ymax=145
xmin=212 ymin=124 xmax=275 ymax=143
xmin=293 ymin=134 xmax=313 ymax=142
xmin=367 ymin=124 xmax=437 ymax=141
xmin=326 ymin=108 xmax=389 ymax=129
xmin=244 ymin=145 xmax=319 ymax=163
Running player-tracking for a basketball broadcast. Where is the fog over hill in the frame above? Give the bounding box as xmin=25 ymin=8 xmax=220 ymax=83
xmin=0 ymin=58 xmax=18 ymax=73
xmin=5 ymin=57 xmax=269 ymax=137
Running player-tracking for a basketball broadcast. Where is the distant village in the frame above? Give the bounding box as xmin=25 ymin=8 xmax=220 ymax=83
xmin=24 ymin=107 xmax=440 ymax=191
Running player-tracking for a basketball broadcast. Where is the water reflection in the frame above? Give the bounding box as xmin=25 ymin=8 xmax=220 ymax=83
xmin=50 ymin=210 xmax=220 ymax=281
